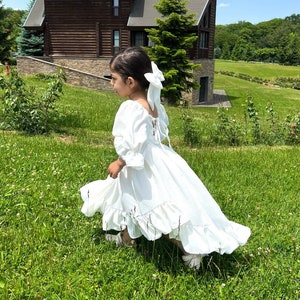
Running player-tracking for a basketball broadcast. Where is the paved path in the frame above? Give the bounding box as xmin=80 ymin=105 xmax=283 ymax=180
xmin=193 ymin=90 xmax=231 ymax=108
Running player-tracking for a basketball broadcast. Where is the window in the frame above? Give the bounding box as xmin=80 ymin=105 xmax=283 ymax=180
xmin=199 ymin=32 xmax=209 ymax=49
xmin=113 ymin=30 xmax=120 ymax=54
xmin=200 ymin=5 xmax=211 ymax=28
xmin=113 ymin=0 xmax=119 ymax=16
xmin=132 ymin=32 xmax=146 ymax=47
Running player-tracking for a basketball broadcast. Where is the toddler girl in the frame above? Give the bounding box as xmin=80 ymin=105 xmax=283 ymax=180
xmin=80 ymin=47 xmax=251 ymax=269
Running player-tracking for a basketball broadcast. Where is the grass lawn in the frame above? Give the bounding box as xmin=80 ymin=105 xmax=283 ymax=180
xmin=0 ymin=65 xmax=299 ymax=299
xmin=215 ymin=59 xmax=300 ymax=81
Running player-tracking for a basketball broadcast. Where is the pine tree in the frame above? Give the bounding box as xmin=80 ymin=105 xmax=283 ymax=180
xmin=17 ymin=28 xmax=44 ymax=56
xmin=16 ymin=0 xmax=44 ymax=56
xmin=145 ymin=0 xmax=199 ymax=105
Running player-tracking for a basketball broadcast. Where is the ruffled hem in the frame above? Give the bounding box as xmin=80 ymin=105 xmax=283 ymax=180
xmin=81 ymin=179 xmax=250 ymax=255
xmin=103 ymin=205 xmax=250 ymax=255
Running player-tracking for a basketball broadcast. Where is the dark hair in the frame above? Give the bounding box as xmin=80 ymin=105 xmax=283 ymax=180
xmin=110 ymin=47 xmax=152 ymax=89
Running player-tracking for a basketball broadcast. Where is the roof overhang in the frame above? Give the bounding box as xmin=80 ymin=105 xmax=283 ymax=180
xmin=23 ymin=0 xmax=45 ymax=30
xmin=127 ymin=0 xmax=210 ymax=27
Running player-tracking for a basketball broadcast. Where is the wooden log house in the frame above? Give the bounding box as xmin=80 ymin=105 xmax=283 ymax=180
xmin=23 ymin=0 xmax=217 ymax=103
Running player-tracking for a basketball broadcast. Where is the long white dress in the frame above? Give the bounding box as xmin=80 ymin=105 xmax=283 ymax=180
xmin=80 ymin=100 xmax=251 ymax=255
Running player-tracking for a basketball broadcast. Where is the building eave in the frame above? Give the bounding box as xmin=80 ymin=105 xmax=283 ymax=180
xmin=23 ymin=0 xmax=45 ymax=30
xmin=127 ymin=0 xmax=210 ymax=27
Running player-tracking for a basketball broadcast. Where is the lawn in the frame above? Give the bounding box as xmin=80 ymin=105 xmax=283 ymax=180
xmin=215 ymin=59 xmax=300 ymax=81
xmin=0 ymin=64 xmax=299 ymax=299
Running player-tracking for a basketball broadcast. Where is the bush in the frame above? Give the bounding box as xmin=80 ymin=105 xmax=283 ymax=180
xmin=182 ymin=98 xmax=300 ymax=147
xmin=213 ymin=108 xmax=242 ymax=146
xmin=0 ymin=69 xmax=66 ymax=134
xmin=285 ymin=113 xmax=300 ymax=145
xmin=181 ymin=109 xmax=200 ymax=147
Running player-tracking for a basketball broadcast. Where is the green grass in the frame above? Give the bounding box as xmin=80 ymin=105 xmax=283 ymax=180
xmin=0 ymin=67 xmax=299 ymax=299
xmin=215 ymin=59 xmax=300 ymax=81
xmin=214 ymin=72 xmax=300 ymax=114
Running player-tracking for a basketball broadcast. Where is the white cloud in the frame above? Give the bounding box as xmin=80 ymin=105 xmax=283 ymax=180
xmin=219 ymin=3 xmax=230 ymax=8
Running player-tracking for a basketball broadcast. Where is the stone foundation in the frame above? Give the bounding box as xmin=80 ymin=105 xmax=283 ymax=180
xmin=17 ymin=56 xmax=112 ymax=92
xmin=17 ymin=56 xmax=215 ymax=103
xmin=191 ymin=59 xmax=215 ymax=104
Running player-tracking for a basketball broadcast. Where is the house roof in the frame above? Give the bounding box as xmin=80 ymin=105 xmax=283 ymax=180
xmin=23 ymin=0 xmax=45 ymax=29
xmin=127 ymin=0 xmax=210 ymax=27
xmin=23 ymin=0 xmax=210 ymax=29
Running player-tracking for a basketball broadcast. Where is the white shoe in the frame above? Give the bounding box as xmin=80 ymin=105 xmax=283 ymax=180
xmin=182 ymin=254 xmax=203 ymax=270
xmin=105 ymin=232 xmax=123 ymax=246
xmin=105 ymin=232 xmax=135 ymax=247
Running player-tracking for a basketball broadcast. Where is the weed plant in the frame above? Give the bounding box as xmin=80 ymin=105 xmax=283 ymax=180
xmin=0 ymin=67 xmax=299 ymax=299
xmin=0 ymin=69 xmax=65 ymax=134
xmin=182 ymin=98 xmax=300 ymax=147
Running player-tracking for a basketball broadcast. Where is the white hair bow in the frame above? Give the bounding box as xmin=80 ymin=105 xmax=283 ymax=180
xmin=144 ymin=61 xmax=165 ymax=111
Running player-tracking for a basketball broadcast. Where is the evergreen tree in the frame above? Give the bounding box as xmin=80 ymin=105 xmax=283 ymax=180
xmin=17 ymin=0 xmax=44 ymax=56
xmin=145 ymin=0 xmax=199 ymax=105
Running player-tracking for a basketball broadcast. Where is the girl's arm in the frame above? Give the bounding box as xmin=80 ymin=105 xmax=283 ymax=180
xmin=107 ymin=157 xmax=126 ymax=179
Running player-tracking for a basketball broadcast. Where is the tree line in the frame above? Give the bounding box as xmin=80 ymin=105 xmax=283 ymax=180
xmin=214 ymin=14 xmax=300 ymax=65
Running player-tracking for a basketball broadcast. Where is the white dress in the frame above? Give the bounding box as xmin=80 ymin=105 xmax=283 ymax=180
xmin=80 ymin=100 xmax=251 ymax=255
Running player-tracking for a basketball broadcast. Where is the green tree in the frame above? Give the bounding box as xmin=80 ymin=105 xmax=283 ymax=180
xmin=145 ymin=0 xmax=199 ymax=105
xmin=0 ymin=2 xmax=25 ymax=64
xmin=0 ymin=0 xmax=11 ymax=62
xmin=254 ymin=19 xmax=284 ymax=49
xmin=255 ymin=48 xmax=276 ymax=62
xmin=231 ymin=28 xmax=256 ymax=61
xmin=277 ymin=32 xmax=300 ymax=65
xmin=5 ymin=8 xmax=25 ymax=52
xmin=17 ymin=0 xmax=44 ymax=56
xmin=215 ymin=15 xmax=300 ymax=65
xmin=215 ymin=22 xmax=253 ymax=60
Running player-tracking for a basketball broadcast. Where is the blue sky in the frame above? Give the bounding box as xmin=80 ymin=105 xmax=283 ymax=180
xmin=216 ymin=0 xmax=298 ymax=25
xmin=2 ymin=0 xmax=30 ymax=10
xmin=2 ymin=0 xmax=299 ymax=25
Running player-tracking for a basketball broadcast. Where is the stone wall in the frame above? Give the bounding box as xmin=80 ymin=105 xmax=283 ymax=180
xmin=17 ymin=56 xmax=215 ymax=104
xmin=191 ymin=59 xmax=215 ymax=104
xmin=17 ymin=56 xmax=113 ymax=92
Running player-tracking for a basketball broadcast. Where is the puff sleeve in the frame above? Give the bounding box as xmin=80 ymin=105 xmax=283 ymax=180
xmin=112 ymin=101 xmax=148 ymax=170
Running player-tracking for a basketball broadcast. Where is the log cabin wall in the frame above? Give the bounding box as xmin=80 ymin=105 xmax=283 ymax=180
xmin=208 ymin=0 xmax=216 ymax=59
xmin=44 ymin=0 xmax=133 ymax=57
xmin=197 ymin=0 xmax=216 ymax=60
xmin=186 ymin=0 xmax=216 ymax=60
xmin=21 ymin=0 xmax=217 ymax=103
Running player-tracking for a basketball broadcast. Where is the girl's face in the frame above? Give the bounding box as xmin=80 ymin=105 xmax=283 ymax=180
xmin=110 ymin=72 xmax=131 ymax=98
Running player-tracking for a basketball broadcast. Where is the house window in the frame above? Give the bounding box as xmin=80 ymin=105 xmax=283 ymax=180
xmin=113 ymin=30 xmax=120 ymax=54
xmin=113 ymin=0 xmax=119 ymax=16
xmin=201 ymin=12 xmax=209 ymax=28
xmin=200 ymin=5 xmax=211 ymax=28
xmin=199 ymin=32 xmax=209 ymax=49
xmin=132 ymin=32 xmax=146 ymax=47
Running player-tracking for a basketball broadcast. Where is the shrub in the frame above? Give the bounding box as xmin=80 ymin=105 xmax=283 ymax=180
xmin=214 ymin=108 xmax=243 ymax=146
xmin=285 ymin=113 xmax=300 ymax=145
xmin=0 ymin=69 xmax=66 ymax=134
xmin=244 ymin=97 xmax=262 ymax=144
xmin=183 ymin=98 xmax=300 ymax=147
xmin=181 ymin=109 xmax=200 ymax=147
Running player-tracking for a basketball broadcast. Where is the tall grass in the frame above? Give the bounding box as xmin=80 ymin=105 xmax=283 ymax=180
xmin=0 ymin=67 xmax=299 ymax=299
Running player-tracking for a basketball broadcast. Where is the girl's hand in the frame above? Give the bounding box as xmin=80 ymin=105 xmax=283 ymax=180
xmin=108 ymin=158 xmax=126 ymax=179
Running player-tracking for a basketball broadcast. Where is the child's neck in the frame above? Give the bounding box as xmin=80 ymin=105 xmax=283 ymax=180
xmin=129 ymin=90 xmax=147 ymax=102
